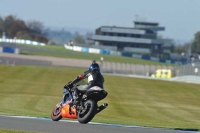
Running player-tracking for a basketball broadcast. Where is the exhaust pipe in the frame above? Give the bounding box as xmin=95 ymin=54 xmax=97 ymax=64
xmin=96 ymin=103 xmax=108 ymax=114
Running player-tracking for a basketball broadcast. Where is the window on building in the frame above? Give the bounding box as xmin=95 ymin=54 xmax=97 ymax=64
xmin=127 ymin=34 xmax=131 ymax=37
xmin=102 ymin=32 xmax=106 ymax=35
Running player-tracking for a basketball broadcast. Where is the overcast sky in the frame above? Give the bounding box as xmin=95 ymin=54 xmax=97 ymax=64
xmin=1 ymin=0 xmax=200 ymax=43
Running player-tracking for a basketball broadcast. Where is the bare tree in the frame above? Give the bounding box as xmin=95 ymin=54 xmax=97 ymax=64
xmin=26 ymin=20 xmax=44 ymax=34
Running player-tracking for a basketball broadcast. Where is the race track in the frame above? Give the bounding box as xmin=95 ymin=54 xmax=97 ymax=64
xmin=0 ymin=115 xmax=192 ymax=133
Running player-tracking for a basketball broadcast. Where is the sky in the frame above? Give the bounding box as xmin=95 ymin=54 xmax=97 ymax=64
xmin=1 ymin=0 xmax=200 ymax=44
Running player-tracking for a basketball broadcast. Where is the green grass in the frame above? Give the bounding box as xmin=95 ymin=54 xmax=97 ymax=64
xmin=0 ymin=64 xmax=199 ymax=130
xmin=19 ymin=44 xmax=173 ymax=65
xmin=0 ymin=128 xmax=41 ymax=133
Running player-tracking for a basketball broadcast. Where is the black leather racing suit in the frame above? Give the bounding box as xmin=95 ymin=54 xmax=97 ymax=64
xmin=70 ymin=69 xmax=104 ymax=99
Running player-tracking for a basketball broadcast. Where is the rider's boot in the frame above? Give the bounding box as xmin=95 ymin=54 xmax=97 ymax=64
xmin=72 ymin=88 xmax=81 ymax=106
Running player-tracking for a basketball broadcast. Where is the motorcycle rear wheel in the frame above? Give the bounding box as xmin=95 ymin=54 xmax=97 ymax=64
xmin=77 ymin=100 xmax=97 ymax=124
xmin=51 ymin=103 xmax=62 ymax=121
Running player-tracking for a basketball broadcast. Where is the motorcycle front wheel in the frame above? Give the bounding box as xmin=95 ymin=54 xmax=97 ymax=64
xmin=77 ymin=100 xmax=97 ymax=124
xmin=51 ymin=103 xmax=62 ymax=121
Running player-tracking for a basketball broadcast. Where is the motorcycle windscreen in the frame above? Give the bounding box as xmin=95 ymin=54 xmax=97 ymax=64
xmin=62 ymin=89 xmax=73 ymax=105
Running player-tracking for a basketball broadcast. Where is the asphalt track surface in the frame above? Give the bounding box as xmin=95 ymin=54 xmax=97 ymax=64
xmin=1 ymin=115 xmax=198 ymax=133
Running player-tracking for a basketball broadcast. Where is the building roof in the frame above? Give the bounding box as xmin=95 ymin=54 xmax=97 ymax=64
xmin=134 ymin=21 xmax=159 ymax=26
xmin=99 ymin=26 xmax=146 ymax=35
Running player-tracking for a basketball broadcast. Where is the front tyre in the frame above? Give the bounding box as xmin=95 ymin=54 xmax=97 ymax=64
xmin=77 ymin=100 xmax=97 ymax=124
xmin=51 ymin=103 xmax=62 ymax=121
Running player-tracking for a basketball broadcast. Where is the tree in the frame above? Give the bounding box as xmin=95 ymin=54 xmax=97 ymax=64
xmin=73 ymin=32 xmax=86 ymax=45
xmin=0 ymin=14 xmax=49 ymax=43
xmin=2 ymin=15 xmax=18 ymax=38
xmin=191 ymin=31 xmax=200 ymax=54
xmin=26 ymin=20 xmax=44 ymax=34
xmin=174 ymin=43 xmax=191 ymax=54
xmin=0 ymin=16 xmax=4 ymax=36
xmin=8 ymin=19 xmax=28 ymax=38
xmin=16 ymin=31 xmax=32 ymax=40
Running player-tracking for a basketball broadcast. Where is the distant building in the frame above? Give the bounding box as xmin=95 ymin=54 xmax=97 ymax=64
xmin=89 ymin=21 xmax=173 ymax=57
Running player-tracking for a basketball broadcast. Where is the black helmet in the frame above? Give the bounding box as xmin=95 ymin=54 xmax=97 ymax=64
xmin=89 ymin=63 xmax=100 ymax=71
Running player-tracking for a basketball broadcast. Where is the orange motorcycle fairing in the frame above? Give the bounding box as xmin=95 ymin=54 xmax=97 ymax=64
xmin=61 ymin=104 xmax=77 ymax=119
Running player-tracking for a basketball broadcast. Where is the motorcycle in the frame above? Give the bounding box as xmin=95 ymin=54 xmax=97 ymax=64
xmin=51 ymin=79 xmax=108 ymax=124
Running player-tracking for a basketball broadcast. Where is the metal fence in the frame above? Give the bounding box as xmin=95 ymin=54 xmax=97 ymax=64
xmin=101 ymin=61 xmax=177 ymax=76
xmin=177 ymin=62 xmax=200 ymax=76
xmin=101 ymin=61 xmax=200 ymax=77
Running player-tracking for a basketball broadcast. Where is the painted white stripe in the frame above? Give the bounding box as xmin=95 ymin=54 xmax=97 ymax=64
xmin=0 ymin=115 xmax=199 ymax=133
xmin=26 ymin=40 xmax=31 ymax=44
xmin=0 ymin=38 xmax=46 ymax=46
xmin=73 ymin=46 xmax=82 ymax=52
xmin=89 ymin=48 xmax=100 ymax=54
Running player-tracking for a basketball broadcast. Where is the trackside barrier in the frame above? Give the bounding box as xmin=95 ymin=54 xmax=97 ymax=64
xmin=64 ymin=44 xmax=180 ymax=64
xmin=101 ymin=61 xmax=178 ymax=77
xmin=104 ymin=62 xmax=199 ymax=77
xmin=0 ymin=46 xmax=19 ymax=54
xmin=0 ymin=38 xmax=46 ymax=46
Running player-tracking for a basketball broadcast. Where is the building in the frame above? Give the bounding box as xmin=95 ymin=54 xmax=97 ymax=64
xmin=89 ymin=21 xmax=173 ymax=57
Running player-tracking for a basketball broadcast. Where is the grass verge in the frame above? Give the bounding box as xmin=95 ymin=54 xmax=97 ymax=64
xmin=0 ymin=128 xmax=42 ymax=133
xmin=19 ymin=44 xmax=173 ymax=65
xmin=0 ymin=64 xmax=199 ymax=130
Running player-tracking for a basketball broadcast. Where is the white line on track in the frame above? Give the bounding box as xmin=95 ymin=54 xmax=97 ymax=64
xmin=0 ymin=115 xmax=199 ymax=133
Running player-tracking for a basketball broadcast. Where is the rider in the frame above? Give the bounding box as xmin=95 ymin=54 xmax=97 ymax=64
xmin=64 ymin=62 xmax=104 ymax=105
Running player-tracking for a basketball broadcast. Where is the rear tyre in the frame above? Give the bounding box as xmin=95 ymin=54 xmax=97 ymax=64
xmin=51 ymin=103 xmax=62 ymax=121
xmin=77 ymin=100 xmax=97 ymax=124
